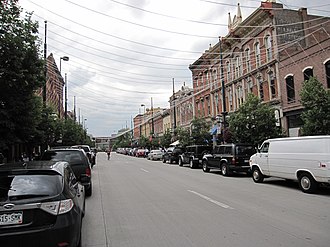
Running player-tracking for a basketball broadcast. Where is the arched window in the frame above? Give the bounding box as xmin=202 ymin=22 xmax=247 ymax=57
xmin=285 ymin=75 xmax=295 ymax=103
xmin=245 ymin=48 xmax=251 ymax=72
xmin=226 ymin=61 xmax=231 ymax=82
xmin=265 ymin=35 xmax=272 ymax=61
xmin=255 ymin=42 xmax=261 ymax=67
xmin=324 ymin=60 xmax=330 ymax=88
xmin=303 ymin=67 xmax=313 ymax=81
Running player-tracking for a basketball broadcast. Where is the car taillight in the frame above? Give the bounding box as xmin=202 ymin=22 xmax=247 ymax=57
xmin=231 ymin=158 xmax=236 ymax=164
xmin=40 ymin=199 xmax=73 ymax=215
xmin=86 ymin=167 xmax=91 ymax=177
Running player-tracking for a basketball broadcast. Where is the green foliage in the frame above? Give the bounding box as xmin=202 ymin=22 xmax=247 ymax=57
xmin=175 ymin=118 xmax=212 ymax=147
xmin=159 ymin=129 xmax=172 ymax=147
xmin=176 ymin=127 xmax=192 ymax=147
xmin=0 ymin=0 xmax=44 ymax=152
xmin=228 ymin=94 xmax=281 ymax=147
xmin=300 ymin=77 xmax=330 ymax=135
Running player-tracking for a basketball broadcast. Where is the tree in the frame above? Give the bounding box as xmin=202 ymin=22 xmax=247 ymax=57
xmin=159 ymin=129 xmax=172 ymax=148
xmin=176 ymin=127 xmax=192 ymax=147
xmin=0 ymin=0 xmax=44 ymax=158
xmin=300 ymin=77 xmax=330 ymax=135
xmin=228 ymin=94 xmax=281 ymax=147
xmin=190 ymin=117 xmax=212 ymax=146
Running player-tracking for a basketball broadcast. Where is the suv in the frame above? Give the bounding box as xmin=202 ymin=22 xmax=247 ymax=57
xmin=162 ymin=146 xmax=185 ymax=164
xmin=40 ymin=148 xmax=93 ymax=196
xmin=0 ymin=161 xmax=85 ymax=247
xmin=71 ymin=145 xmax=96 ymax=166
xmin=178 ymin=145 xmax=212 ymax=168
xmin=202 ymin=143 xmax=256 ymax=176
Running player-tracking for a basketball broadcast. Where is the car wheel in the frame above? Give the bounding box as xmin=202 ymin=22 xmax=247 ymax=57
xmin=178 ymin=158 xmax=183 ymax=166
xmin=252 ymin=166 xmax=264 ymax=183
xmin=202 ymin=161 xmax=210 ymax=172
xmin=221 ymin=163 xmax=230 ymax=176
xmin=86 ymin=183 xmax=92 ymax=197
xmin=189 ymin=159 xmax=196 ymax=169
xmin=298 ymin=173 xmax=318 ymax=193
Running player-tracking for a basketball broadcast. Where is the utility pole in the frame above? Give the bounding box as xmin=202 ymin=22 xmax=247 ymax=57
xmin=151 ymin=97 xmax=154 ymax=136
xmin=65 ymin=73 xmax=68 ymax=120
xmin=172 ymin=78 xmax=176 ymax=130
xmin=43 ymin=21 xmax=47 ymax=106
xmin=219 ymin=37 xmax=227 ymax=130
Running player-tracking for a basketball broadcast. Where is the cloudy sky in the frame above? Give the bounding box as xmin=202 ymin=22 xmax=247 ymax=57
xmin=19 ymin=0 xmax=329 ymax=137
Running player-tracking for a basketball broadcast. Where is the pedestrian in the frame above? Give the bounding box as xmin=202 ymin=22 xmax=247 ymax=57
xmin=107 ymin=149 xmax=111 ymax=160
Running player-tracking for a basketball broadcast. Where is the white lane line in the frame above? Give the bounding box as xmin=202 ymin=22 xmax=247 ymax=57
xmin=188 ymin=190 xmax=234 ymax=209
xmin=140 ymin=168 xmax=150 ymax=173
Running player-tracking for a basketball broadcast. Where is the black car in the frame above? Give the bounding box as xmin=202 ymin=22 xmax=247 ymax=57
xmin=162 ymin=146 xmax=185 ymax=164
xmin=202 ymin=143 xmax=256 ymax=176
xmin=71 ymin=145 xmax=96 ymax=166
xmin=41 ymin=149 xmax=92 ymax=196
xmin=178 ymin=145 xmax=212 ymax=168
xmin=0 ymin=161 xmax=85 ymax=247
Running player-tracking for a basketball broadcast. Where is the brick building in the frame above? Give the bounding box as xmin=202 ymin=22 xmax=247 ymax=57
xmin=189 ymin=1 xmax=330 ymax=136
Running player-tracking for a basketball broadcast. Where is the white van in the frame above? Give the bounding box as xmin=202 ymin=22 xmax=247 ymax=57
xmin=249 ymin=135 xmax=330 ymax=193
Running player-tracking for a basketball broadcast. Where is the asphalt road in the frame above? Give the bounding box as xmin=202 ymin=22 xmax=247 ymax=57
xmin=82 ymin=152 xmax=330 ymax=247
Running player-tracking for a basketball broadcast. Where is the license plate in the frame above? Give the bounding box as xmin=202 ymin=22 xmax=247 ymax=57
xmin=0 ymin=212 xmax=23 ymax=226
xmin=244 ymin=160 xmax=249 ymax=163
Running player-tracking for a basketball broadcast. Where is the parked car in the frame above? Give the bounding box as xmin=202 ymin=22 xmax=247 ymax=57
xmin=250 ymin=135 xmax=330 ymax=193
xmin=147 ymin=150 xmax=163 ymax=161
xmin=136 ymin=149 xmax=146 ymax=157
xmin=71 ymin=145 xmax=95 ymax=166
xmin=202 ymin=143 xmax=256 ymax=176
xmin=40 ymin=148 xmax=93 ymax=196
xmin=0 ymin=161 xmax=85 ymax=247
xmin=178 ymin=145 xmax=212 ymax=168
xmin=162 ymin=146 xmax=185 ymax=164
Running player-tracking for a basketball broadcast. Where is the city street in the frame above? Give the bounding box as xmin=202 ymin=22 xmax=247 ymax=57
xmin=82 ymin=152 xmax=330 ymax=247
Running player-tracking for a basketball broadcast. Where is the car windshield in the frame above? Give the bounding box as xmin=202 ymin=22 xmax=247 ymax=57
xmin=0 ymin=174 xmax=62 ymax=202
xmin=236 ymin=146 xmax=256 ymax=156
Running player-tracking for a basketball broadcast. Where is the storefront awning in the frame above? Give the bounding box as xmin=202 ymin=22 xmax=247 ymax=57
xmin=170 ymin=140 xmax=180 ymax=146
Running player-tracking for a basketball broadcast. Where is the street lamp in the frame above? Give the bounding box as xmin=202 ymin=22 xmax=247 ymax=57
xmin=141 ymin=104 xmax=146 ymax=137
xmin=59 ymin=56 xmax=70 ymax=120
xmin=83 ymin=118 xmax=87 ymax=130
xmin=60 ymin=56 xmax=69 ymax=73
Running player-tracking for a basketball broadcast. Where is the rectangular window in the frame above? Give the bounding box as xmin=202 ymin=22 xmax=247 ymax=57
xmin=269 ymin=72 xmax=276 ymax=99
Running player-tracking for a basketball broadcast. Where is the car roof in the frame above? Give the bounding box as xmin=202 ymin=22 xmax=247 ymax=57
xmin=0 ymin=161 xmax=67 ymax=176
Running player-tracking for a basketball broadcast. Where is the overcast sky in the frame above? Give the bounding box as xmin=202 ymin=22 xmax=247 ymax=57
xmin=19 ymin=0 xmax=329 ymax=137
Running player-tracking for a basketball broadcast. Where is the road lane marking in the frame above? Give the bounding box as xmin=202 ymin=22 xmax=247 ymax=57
xmin=188 ymin=190 xmax=234 ymax=209
xmin=140 ymin=168 xmax=150 ymax=173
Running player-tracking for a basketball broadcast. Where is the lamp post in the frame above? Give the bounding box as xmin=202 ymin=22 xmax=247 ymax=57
xmin=59 ymin=56 xmax=69 ymax=119
xmin=60 ymin=56 xmax=69 ymax=73
xmin=219 ymin=37 xmax=227 ymax=136
xmin=141 ymin=104 xmax=146 ymax=137
xmin=83 ymin=118 xmax=87 ymax=130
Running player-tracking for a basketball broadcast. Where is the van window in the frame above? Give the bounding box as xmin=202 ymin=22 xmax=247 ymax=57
xmin=260 ymin=143 xmax=269 ymax=153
